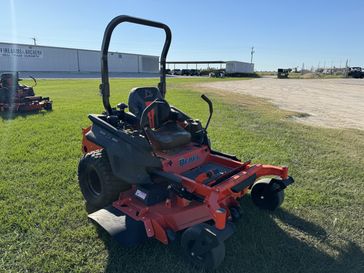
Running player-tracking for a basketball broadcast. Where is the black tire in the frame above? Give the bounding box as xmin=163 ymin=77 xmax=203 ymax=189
xmin=181 ymin=225 xmax=225 ymax=270
xmin=251 ymin=178 xmax=284 ymax=211
xmin=44 ymin=102 xmax=52 ymax=111
xmin=78 ymin=149 xmax=130 ymax=210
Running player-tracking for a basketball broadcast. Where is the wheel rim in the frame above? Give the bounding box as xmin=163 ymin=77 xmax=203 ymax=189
xmin=252 ymin=181 xmax=284 ymax=210
xmin=188 ymin=240 xmax=207 ymax=263
xmin=88 ymin=167 xmax=102 ymax=196
xmin=253 ymin=184 xmax=267 ymax=205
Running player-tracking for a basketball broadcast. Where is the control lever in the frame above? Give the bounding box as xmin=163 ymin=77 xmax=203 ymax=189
xmin=117 ymin=103 xmax=128 ymax=111
xmin=201 ymin=94 xmax=213 ymax=131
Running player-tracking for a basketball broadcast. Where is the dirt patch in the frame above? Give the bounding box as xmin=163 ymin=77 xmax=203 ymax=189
xmin=198 ymin=78 xmax=364 ymax=130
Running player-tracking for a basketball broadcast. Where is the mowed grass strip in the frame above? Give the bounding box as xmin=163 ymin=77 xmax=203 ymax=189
xmin=0 ymin=78 xmax=363 ymax=273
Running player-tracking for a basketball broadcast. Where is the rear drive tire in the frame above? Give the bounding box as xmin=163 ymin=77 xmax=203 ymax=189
xmin=78 ymin=149 xmax=130 ymax=210
xmin=251 ymin=178 xmax=284 ymax=211
xmin=181 ymin=224 xmax=225 ymax=270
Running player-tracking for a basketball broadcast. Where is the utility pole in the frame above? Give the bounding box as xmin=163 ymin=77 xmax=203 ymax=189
xmin=345 ymin=59 xmax=349 ymax=77
xmin=31 ymin=37 xmax=37 ymax=45
xmin=250 ymin=46 xmax=255 ymax=64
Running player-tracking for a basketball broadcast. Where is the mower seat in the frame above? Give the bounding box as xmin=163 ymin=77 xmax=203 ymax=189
xmin=138 ymin=98 xmax=191 ymax=150
xmin=146 ymin=122 xmax=191 ymax=150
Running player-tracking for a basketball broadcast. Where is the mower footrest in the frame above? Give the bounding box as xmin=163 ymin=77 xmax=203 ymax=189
xmin=88 ymin=206 xmax=126 ymax=236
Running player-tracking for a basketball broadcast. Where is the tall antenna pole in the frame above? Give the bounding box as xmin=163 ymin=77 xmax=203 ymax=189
xmin=31 ymin=37 xmax=37 ymax=45
xmin=345 ymin=59 xmax=349 ymax=77
xmin=250 ymin=46 xmax=255 ymax=63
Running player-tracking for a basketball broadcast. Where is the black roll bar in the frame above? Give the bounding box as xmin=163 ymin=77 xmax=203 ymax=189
xmin=100 ymin=15 xmax=172 ymax=114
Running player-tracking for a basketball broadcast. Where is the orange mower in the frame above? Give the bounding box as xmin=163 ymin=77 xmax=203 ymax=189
xmin=78 ymin=15 xmax=294 ymax=270
xmin=0 ymin=72 xmax=52 ymax=112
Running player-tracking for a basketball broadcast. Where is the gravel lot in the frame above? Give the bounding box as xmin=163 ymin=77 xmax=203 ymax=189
xmin=200 ymin=78 xmax=364 ymax=130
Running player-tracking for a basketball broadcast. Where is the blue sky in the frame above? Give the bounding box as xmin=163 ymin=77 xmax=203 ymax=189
xmin=1 ymin=0 xmax=363 ymax=70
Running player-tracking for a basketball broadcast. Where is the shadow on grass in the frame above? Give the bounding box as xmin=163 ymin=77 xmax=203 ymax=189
xmin=94 ymin=199 xmax=363 ymax=273
xmin=0 ymin=110 xmax=51 ymax=120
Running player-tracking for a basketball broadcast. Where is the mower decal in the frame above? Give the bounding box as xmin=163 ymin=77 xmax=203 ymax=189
xmin=135 ymin=189 xmax=147 ymax=200
xmin=179 ymin=155 xmax=200 ymax=167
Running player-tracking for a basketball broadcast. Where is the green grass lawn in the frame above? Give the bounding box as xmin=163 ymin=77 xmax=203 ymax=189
xmin=0 ymin=77 xmax=363 ymax=273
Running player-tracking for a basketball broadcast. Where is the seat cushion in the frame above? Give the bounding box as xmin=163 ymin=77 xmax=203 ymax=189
xmin=146 ymin=122 xmax=191 ymax=150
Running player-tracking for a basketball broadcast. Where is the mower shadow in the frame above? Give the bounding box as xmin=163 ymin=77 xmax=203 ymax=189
xmin=0 ymin=110 xmax=52 ymax=121
xmin=97 ymin=199 xmax=364 ymax=273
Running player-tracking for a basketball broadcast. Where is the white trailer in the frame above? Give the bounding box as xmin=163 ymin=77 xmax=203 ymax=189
xmin=225 ymin=61 xmax=254 ymax=74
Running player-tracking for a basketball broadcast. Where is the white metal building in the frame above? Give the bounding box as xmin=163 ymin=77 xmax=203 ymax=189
xmin=0 ymin=42 xmax=159 ymax=74
xmin=225 ymin=61 xmax=254 ymax=73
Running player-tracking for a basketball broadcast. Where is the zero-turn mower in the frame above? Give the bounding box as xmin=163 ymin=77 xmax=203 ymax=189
xmin=0 ymin=72 xmax=52 ymax=112
xmin=78 ymin=15 xmax=294 ymax=270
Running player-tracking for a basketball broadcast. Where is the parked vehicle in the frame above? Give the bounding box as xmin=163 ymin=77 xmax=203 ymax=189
xmin=348 ymin=67 xmax=364 ymax=79
xmin=209 ymin=71 xmax=225 ymax=78
xmin=189 ymin=69 xmax=200 ymax=76
xmin=181 ymin=69 xmax=191 ymax=76
xmin=277 ymin=68 xmax=292 ymax=79
xmin=171 ymin=69 xmax=181 ymax=75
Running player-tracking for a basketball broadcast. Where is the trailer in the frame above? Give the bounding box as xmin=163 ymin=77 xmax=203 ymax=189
xmin=226 ymin=61 xmax=254 ymax=74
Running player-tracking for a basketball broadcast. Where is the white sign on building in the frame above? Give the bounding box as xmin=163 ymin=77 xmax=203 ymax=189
xmin=0 ymin=46 xmax=43 ymax=58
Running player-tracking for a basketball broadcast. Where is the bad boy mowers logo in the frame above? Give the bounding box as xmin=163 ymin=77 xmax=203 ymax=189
xmin=179 ymin=155 xmax=200 ymax=167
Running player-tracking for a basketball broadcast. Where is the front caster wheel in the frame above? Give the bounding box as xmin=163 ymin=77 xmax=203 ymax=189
xmin=181 ymin=224 xmax=225 ymax=270
xmin=251 ymin=178 xmax=285 ymax=210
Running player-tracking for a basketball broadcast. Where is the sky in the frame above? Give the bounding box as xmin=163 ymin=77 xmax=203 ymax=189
xmin=0 ymin=0 xmax=363 ymax=71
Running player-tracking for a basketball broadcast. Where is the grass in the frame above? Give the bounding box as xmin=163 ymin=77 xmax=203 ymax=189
xmin=0 ymin=77 xmax=363 ymax=273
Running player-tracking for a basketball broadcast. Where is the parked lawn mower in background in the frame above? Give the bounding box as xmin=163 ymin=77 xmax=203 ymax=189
xmin=78 ymin=15 xmax=294 ymax=270
xmin=0 ymin=72 xmax=52 ymax=112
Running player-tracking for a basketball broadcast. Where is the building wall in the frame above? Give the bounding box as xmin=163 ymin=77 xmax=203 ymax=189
xmin=139 ymin=56 xmax=159 ymax=72
xmin=0 ymin=42 xmax=159 ymax=73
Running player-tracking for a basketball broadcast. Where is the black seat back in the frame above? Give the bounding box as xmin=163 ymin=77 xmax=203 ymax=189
xmin=140 ymin=99 xmax=171 ymax=129
xmin=128 ymin=87 xmax=162 ymax=119
xmin=1 ymin=73 xmax=19 ymax=88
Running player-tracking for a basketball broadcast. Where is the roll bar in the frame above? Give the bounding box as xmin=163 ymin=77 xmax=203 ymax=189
xmin=100 ymin=15 xmax=172 ymax=115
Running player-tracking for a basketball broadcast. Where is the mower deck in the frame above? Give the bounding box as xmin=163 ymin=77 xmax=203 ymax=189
xmin=0 ymin=97 xmax=52 ymax=112
xmin=87 ymin=142 xmax=293 ymax=245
